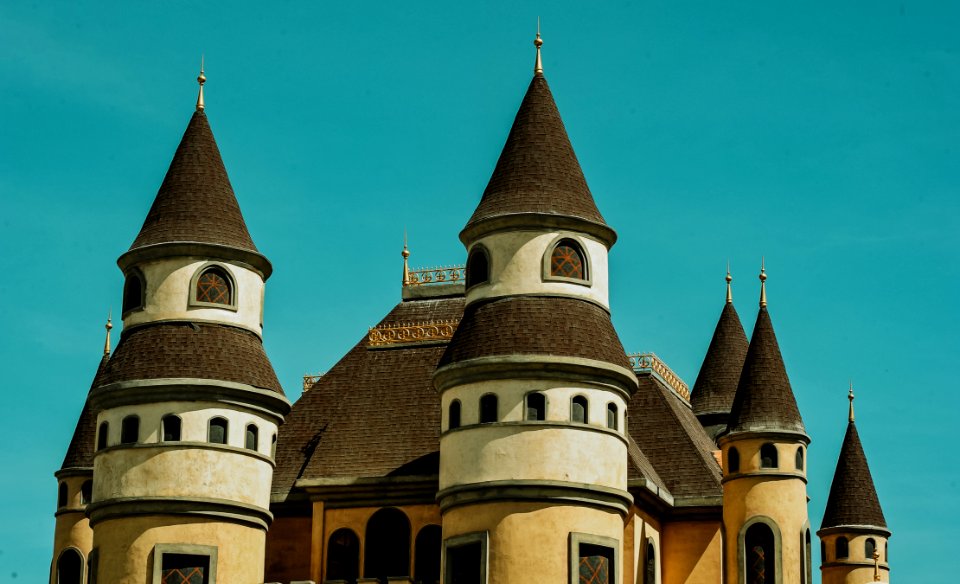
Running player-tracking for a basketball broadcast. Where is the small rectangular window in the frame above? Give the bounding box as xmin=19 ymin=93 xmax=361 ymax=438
xmin=444 ymin=532 xmax=488 ymax=584
xmin=569 ymin=533 xmax=618 ymax=584
xmin=161 ymin=554 xmax=210 ymax=584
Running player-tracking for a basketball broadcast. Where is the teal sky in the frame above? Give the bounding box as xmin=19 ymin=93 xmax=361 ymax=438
xmin=1 ymin=1 xmax=957 ymax=582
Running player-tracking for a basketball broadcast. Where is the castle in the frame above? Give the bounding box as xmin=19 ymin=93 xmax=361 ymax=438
xmin=50 ymin=37 xmax=891 ymax=584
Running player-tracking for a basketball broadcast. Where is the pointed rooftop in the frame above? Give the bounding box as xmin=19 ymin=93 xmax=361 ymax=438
xmin=691 ymin=270 xmax=749 ymax=428
xmin=460 ymin=34 xmax=615 ymax=246
xmin=725 ymin=266 xmax=805 ymax=437
xmin=60 ymin=319 xmax=114 ymax=472
xmin=821 ymin=390 xmax=888 ymax=531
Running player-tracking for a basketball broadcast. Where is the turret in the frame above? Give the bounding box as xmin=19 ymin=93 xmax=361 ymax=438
xmin=432 ymin=31 xmax=637 ymax=584
xmin=81 ymin=66 xmax=290 ymax=583
xmin=691 ymin=266 xmax=749 ymax=441
xmin=50 ymin=317 xmax=111 ymax=584
xmin=818 ymin=386 xmax=890 ymax=583
xmin=718 ymin=262 xmax=813 ymax=584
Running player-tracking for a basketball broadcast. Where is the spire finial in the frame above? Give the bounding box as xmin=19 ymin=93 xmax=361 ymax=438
xmin=758 ymin=257 xmax=767 ymax=307
xmin=726 ymin=261 xmax=733 ymax=304
xmin=103 ymin=311 xmax=113 ymax=357
xmin=848 ymin=381 xmax=855 ymax=423
xmin=533 ymin=18 xmax=543 ymax=76
xmin=196 ymin=56 xmax=206 ymax=112
xmin=401 ymin=231 xmax=411 ymax=286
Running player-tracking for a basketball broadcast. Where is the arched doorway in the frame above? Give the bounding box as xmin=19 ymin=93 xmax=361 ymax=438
xmin=56 ymin=548 xmax=83 ymax=584
xmin=414 ymin=525 xmax=441 ymax=584
xmin=745 ymin=523 xmax=776 ymax=584
xmin=364 ymin=508 xmax=411 ymax=583
xmin=327 ymin=528 xmax=360 ymax=584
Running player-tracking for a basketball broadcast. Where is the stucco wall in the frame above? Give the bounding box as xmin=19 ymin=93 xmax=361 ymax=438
xmin=662 ymin=520 xmax=722 ymax=584
xmin=264 ymin=515 xmax=312 ymax=582
xmin=820 ymin=533 xmax=889 ymax=584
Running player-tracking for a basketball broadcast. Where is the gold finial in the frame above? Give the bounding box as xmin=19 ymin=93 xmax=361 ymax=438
xmin=534 ymin=18 xmax=543 ymax=75
xmin=848 ymin=381 xmax=855 ymax=423
xmin=401 ymin=231 xmax=411 ymax=286
xmin=196 ymin=56 xmax=206 ymax=112
xmin=758 ymin=257 xmax=767 ymax=307
xmin=873 ymin=549 xmax=881 ymax=581
xmin=103 ymin=311 xmax=113 ymax=356
xmin=726 ymin=261 xmax=733 ymax=304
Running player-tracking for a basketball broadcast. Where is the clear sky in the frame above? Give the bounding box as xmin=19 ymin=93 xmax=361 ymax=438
xmin=1 ymin=1 xmax=957 ymax=582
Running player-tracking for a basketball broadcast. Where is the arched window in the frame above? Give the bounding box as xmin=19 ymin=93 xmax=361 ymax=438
xmin=80 ymin=480 xmax=92 ymax=505
xmin=795 ymin=447 xmax=804 ymax=471
xmin=271 ymin=433 xmax=277 ymax=458
xmin=449 ymin=400 xmax=461 ymax=430
xmin=465 ymin=246 xmax=490 ymax=289
xmin=195 ymin=266 xmax=233 ymax=305
xmin=364 ymin=508 xmax=411 ymax=582
xmin=799 ymin=532 xmax=806 ymax=584
xmin=804 ymin=529 xmax=812 ymax=584
xmin=526 ymin=392 xmax=546 ymax=421
xmin=728 ymin=447 xmax=741 ymax=473
xmin=645 ymin=538 xmax=657 ymax=584
xmin=865 ymin=538 xmax=876 ymax=561
xmin=571 ymin=396 xmax=588 ymax=424
xmin=120 ymin=415 xmax=140 ymax=445
xmin=760 ymin=443 xmax=778 ymax=469
xmin=245 ymin=424 xmax=259 ymax=450
xmin=414 ymin=525 xmax=441 ymax=584
xmin=606 ymin=403 xmax=618 ymax=430
xmin=162 ymin=415 xmax=182 ymax=442
xmin=56 ymin=548 xmax=83 ymax=584
xmin=745 ymin=522 xmax=776 ymax=584
xmin=326 ymin=528 xmax=360 ymax=584
xmin=836 ymin=536 xmax=849 ymax=559
xmin=208 ymin=417 xmax=228 ymax=445
xmin=549 ymin=238 xmax=588 ymax=280
xmin=820 ymin=541 xmax=826 ymax=563
xmin=885 ymin=541 xmax=888 ymax=561
xmin=97 ymin=422 xmax=109 ymax=450
xmin=58 ymin=482 xmax=68 ymax=508
xmin=122 ymin=271 xmax=144 ymax=314
xmin=480 ymin=394 xmax=498 ymax=424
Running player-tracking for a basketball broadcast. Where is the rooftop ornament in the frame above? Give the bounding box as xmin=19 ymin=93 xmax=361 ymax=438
xmin=400 ymin=234 xmax=465 ymax=286
xmin=629 ymin=352 xmax=690 ymax=401
xmin=196 ymin=56 xmax=206 ymax=111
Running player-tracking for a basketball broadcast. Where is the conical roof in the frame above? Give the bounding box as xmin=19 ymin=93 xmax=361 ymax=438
xmin=726 ymin=307 xmax=805 ymax=435
xmin=60 ymin=355 xmax=110 ymax=470
xmin=460 ymin=73 xmax=615 ymax=245
xmin=692 ymin=302 xmax=749 ymax=417
xmin=821 ymin=421 xmax=887 ymax=530
xmin=128 ymin=111 xmax=259 ymax=254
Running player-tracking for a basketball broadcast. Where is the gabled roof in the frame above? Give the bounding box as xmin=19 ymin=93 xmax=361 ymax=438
xmin=726 ymin=307 xmax=805 ymax=436
xmin=272 ymin=297 xmax=465 ymax=499
xmin=691 ymin=302 xmax=749 ymax=417
xmin=629 ymin=374 xmax=723 ymax=501
xmin=821 ymin=421 xmax=887 ymax=530
xmin=128 ymin=111 xmax=259 ymax=254
xmin=98 ymin=322 xmax=283 ymax=394
xmin=460 ymin=73 xmax=615 ymax=245
xmin=60 ymin=355 xmax=111 ymax=471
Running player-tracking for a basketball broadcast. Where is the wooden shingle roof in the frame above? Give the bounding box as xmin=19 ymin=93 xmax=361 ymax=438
xmin=821 ymin=421 xmax=887 ymax=530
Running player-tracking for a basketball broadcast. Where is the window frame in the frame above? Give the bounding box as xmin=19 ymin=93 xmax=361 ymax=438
xmin=606 ymin=402 xmax=618 ymax=430
xmin=245 ymin=423 xmax=259 ymax=451
xmin=836 ymin=536 xmax=849 ymax=560
xmin=58 ymin=481 xmax=68 ymax=508
xmin=188 ymin=262 xmax=238 ymax=311
xmin=542 ymin=234 xmax=593 ymax=287
xmin=56 ymin=547 xmax=86 ymax=584
xmin=865 ymin=538 xmax=877 ymax=561
xmin=120 ymin=415 xmax=140 ymax=445
xmin=96 ymin=421 xmax=109 ymax=451
xmin=728 ymin=447 xmax=741 ymax=473
xmin=737 ymin=516 xmax=783 ymax=584
xmin=571 ymin=395 xmax=589 ymax=424
xmin=569 ymin=532 xmax=620 ymax=584
xmin=449 ymin=399 xmax=462 ymax=430
xmin=479 ymin=394 xmax=498 ymax=424
xmin=465 ymin=244 xmax=491 ymax=290
xmin=151 ymin=543 xmax=218 ymax=584
xmin=208 ymin=417 xmax=229 ymax=445
xmin=760 ymin=443 xmax=779 ymax=469
xmin=121 ymin=268 xmax=146 ymax=317
xmin=526 ymin=391 xmax=547 ymax=422
xmin=80 ymin=480 xmax=93 ymax=505
xmin=795 ymin=446 xmax=804 ymax=471
xmin=161 ymin=414 xmax=182 ymax=442
xmin=443 ymin=530 xmax=489 ymax=584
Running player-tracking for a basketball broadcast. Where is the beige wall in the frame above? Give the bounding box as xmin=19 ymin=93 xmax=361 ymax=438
xmin=626 ymin=509 xmax=663 ymax=584
xmin=820 ymin=533 xmax=889 ymax=584
xmin=444 ymin=501 xmax=624 ymax=584
xmin=51 ymin=476 xmax=93 ymax=584
xmin=123 ymin=257 xmax=264 ymax=335
xmin=94 ymin=446 xmax=274 ymax=507
xmin=93 ymin=516 xmax=265 ymax=583
xmin=97 ymin=402 xmax=278 ymax=457
xmin=466 ymin=231 xmax=610 ymax=308
xmin=661 ymin=521 xmax=722 ymax=584
xmin=264 ymin=515 xmax=312 ymax=583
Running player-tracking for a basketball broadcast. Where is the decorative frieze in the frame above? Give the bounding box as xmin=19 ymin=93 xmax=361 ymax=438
xmin=403 ymin=266 xmax=465 ymax=286
xmin=368 ymin=319 xmax=460 ymax=346
xmin=628 ymin=352 xmax=690 ymax=401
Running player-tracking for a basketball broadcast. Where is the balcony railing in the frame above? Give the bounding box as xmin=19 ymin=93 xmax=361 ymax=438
xmin=628 ymin=352 xmax=690 ymax=401
xmin=403 ymin=265 xmax=465 ymax=286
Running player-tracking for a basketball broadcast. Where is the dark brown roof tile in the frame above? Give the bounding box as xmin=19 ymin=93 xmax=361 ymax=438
xmin=821 ymin=421 xmax=887 ymax=530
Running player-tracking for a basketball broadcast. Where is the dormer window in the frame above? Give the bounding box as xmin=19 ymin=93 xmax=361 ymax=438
xmin=122 ymin=270 xmax=145 ymax=315
xmin=190 ymin=264 xmax=238 ymax=310
xmin=466 ymin=246 xmax=490 ymax=289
